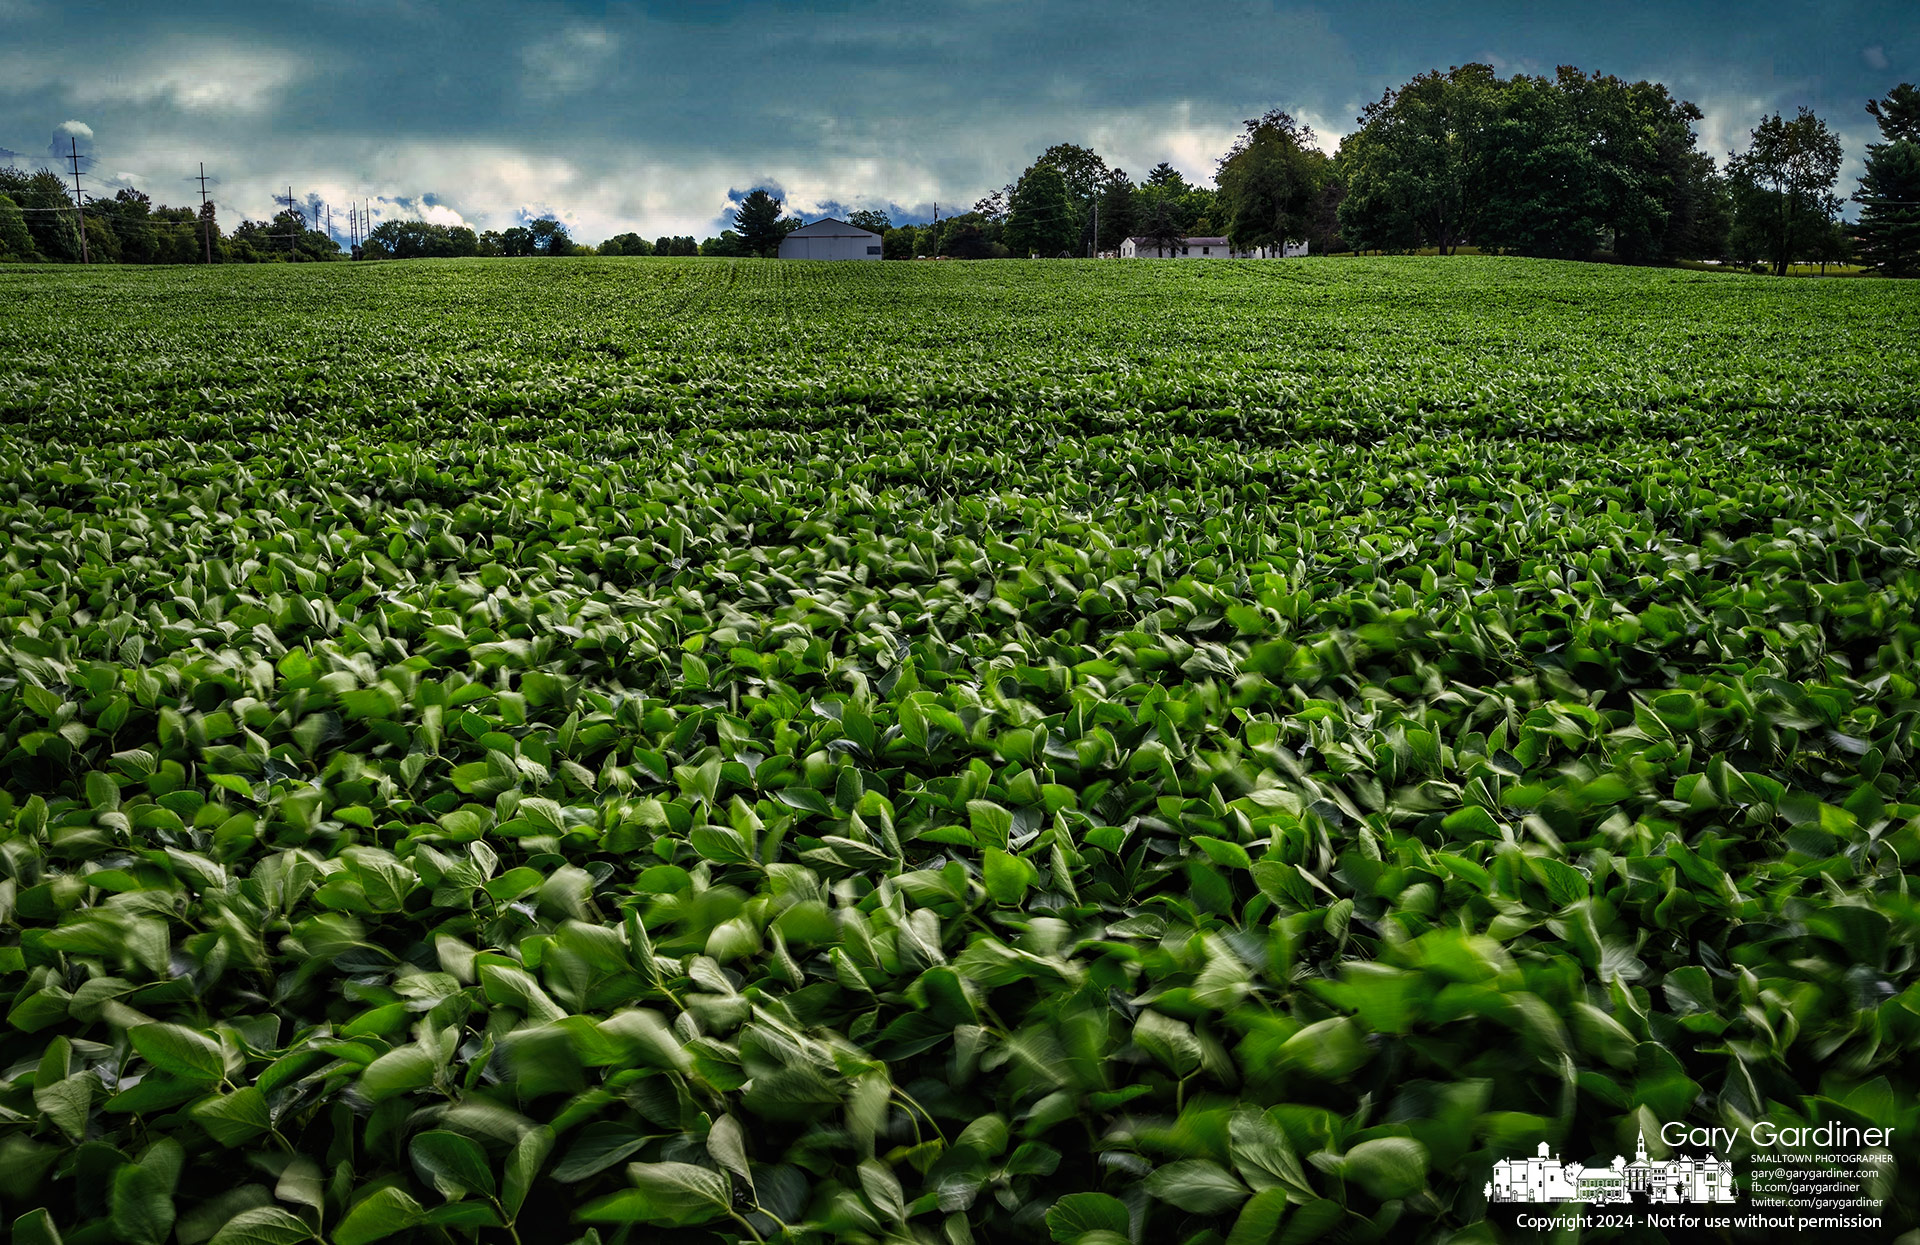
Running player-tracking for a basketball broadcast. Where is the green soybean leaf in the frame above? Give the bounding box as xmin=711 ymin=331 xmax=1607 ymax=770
xmin=409 ymin=1130 xmax=496 ymax=1200
xmin=982 ymin=846 xmax=1032 ymax=906
xmin=554 ymin=1122 xmax=655 ymax=1183
xmin=191 ymin=1087 xmax=271 ymax=1147
xmin=1226 ymin=1187 xmax=1291 ymax=1245
xmin=1046 ymin=1192 xmax=1130 ymax=1242
xmin=1340 ymin=1137 xmax=1429 ymax=1200
xmin=358 ymin=1045 xmax=438 ymax=1102
xmin=1229 ymin=1107 xmax=1314 ymax=1200
xmin=208 ymin=1207 xmax=315 ymax=1245
xmin=333 ymin=1187 xmax=423 ymax=1245
xmin=1132 ymin=1009 xmax=1202 ymax=1077
xmin=579 ymin=1162 xmax=731 ymax=1226
xmin=130 ymin=1023 xmax=225 ymax=1082
xmin=1143 ymin=1160 xmax=1249 ymax=1214
xmin=111 ymin=1140 xmax=183 ymax=1245
xmin=11 ymin=1209 xmax=63 ymax=1245
xmin=503 ymin=1125 xmax=555 ymax=1217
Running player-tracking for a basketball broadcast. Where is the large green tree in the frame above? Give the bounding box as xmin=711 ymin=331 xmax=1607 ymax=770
xmin=364 ymin=220 xmax=482 ymax=260
xmin=600 ymin=232 xmax=653 ymax=256
xmin=1216 ymin=108 xmax=1325 ymax=253
xmin=1338 ymin=63 xmax=1501 ymax=254
xmin=1472 ymin=73 xmax=1607 ymax=258
xmin=934 ymin=211 xmax=1001 ymax=259
xmin=1005 ymin=162 xmax=1076 ymax=256
xmin=1727 ymin=107 xmax=1844 ymax=276
xmin=1338 ymin=62 xmax=1732 ymax=262
xmin=1033 ymin=142 xmax=1110 ymax=251
xmin=0 ymin=193 xmax=38 ymax=261
xmin=1035 ymin=143 xmax=1110 ymax=208
xmin=1571 ymin=72 xmax=1724 ymax=262
xmin=0 ymin=168 xmax=83 ymax=262
xmin=527 ymin=218 xmax=573 ymax=256
xmin=1855 ymin=83 xmax=1920 ymax=276
xmin=882 ymin=225 xmax=917 ymax=260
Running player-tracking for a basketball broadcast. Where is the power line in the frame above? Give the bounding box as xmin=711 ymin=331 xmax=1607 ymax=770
xmin=64 ymin=138 xmax=87 ymax=264
xmin=196 ymin=161 xmax=213 ymax=264
xmin=275 ymin=185 xmax=300 ymax=258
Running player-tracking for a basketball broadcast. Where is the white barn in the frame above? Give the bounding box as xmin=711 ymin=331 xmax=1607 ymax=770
xmin=1119 ymin=235 xmax=1308 ymax=259
xmin=778 ymin=218 xmax=884 ymax=260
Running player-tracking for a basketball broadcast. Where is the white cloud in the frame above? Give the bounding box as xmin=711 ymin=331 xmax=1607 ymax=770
xmin=1863 ymin=46 xmax=1889 ymax=71
xmin=522 ymin=26 xmax=621 ymax=99
xmin=55 ymin=118 xmax=93 ymax=140
xmin=79 ymin=42 xmax=306 ymax=115
xmin=1689 ymin=90 xmax=1776 ymax=161
xmin=414 ymin=201 xmax=467 ymax=228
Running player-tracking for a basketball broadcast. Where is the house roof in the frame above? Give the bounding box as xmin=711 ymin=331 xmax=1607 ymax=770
xmin=1125 ymin=235 xmax=1232 ymax=247
xmin=786 ymin=218 xmax=881 ymax=239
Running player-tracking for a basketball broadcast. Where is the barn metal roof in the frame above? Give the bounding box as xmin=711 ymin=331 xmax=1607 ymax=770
xmin=786 ymin=218 xmax=881 ymax=238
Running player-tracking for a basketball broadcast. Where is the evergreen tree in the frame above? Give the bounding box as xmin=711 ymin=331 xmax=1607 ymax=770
xmin=1096 ymin=173 xmax=1135 ymax=253
xmin=1144 ymin=162 xmax=1188 ymax=192
xmin=1855 ymin=84 xmax=1920 ymax=277
xmin=1135 ymin=193 xmax=1186 ymax=256
xmin=732 ymin=190 xmax=791 ymax=257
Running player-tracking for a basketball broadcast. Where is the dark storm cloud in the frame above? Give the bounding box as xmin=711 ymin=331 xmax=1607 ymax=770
xmin=0 ymin=0 xmax=1911 ymax=241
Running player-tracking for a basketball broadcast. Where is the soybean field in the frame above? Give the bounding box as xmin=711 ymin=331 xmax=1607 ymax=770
xmin=0 ymin=256 xmax=1917 ymax=1245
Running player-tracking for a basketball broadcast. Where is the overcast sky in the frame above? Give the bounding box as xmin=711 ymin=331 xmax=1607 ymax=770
xmin=0 ymin=0 xmax=1910 ymax=244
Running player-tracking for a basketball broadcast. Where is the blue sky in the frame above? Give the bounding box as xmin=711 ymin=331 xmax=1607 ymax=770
xmin=0 ymin=0 xmax=1910 ymax=243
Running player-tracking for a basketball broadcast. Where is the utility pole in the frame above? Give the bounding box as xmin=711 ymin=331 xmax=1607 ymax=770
xmin=195 ymin=162 xmax=213 ymax=264
xmin=1092 ymin=199 xmax=1097 ymax=259
xmin=66 ymin=137 xmax=88 ymax=263
xmin=275 ymin=185 xmax=301 ymax=259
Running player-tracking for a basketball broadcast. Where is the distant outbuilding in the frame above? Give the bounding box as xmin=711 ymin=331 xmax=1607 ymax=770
xmin=1119 ymin=236 xmax=1309 ymax=258
xmin=778 ymin=218 xmax=884 ymax=260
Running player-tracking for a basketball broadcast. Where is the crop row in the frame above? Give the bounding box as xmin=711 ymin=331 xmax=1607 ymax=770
xmin=0 ymin=258 xmax=1916 ymax=1244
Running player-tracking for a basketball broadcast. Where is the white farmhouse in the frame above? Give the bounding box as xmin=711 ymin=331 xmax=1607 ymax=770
xmin=778 ymin=218 xmax=884 ymax=260
xmin=1119 ymin=235 xmax=1308 ymax=258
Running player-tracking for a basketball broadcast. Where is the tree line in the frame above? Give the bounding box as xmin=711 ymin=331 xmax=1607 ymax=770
xmin=0 ymin=168 xmax=596 ymax=264
xmin=0 ymin=169 xmax=354 ymax=264
xmin=703 ymin=73 xmax=1916 ymax=277
xmin=4 ymin=73 xmax=1916 ymax=274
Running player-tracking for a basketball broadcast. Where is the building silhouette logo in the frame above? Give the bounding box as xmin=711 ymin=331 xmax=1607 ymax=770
xmin=1486 ymin=1130 xmax=1736 ymax=1205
